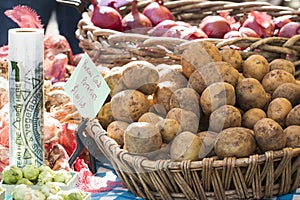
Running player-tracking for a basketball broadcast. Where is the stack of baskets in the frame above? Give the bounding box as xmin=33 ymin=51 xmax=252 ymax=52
xmin=77 ymin=1 xmax=300 ymax=199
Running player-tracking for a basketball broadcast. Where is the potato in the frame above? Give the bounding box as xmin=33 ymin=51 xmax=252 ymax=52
xmin=138 ymin=112 xmax=163 ymax=125
xmin=269 ymin=58 xmax=295 ymax=75
xmin=45 ymin=89 xmax=71 ymax=111
xmin=214 ymin=127 xmax=256 ymax=158
xmin=122 ymin=61 xmax=159 ymax=95
xmin=169 ymin=88 xmax=200 ymax=117
xmin=107 ymin=121 xmax=129 ymax=147
xmin=200 ymin=82 xmax=236 ymax=115
xmin=152 ymin=81 xmax=181 ymax=115
xmin=272 ymin=83 xmax=300 ymax=106
xmin=236 ymin=78 xmax=271 ymax=111
xmin=254 ymin=118 xmax=286 ymax=152
xmin=166 ymin=108 xmax=199 ymax=133
xmin=209 ymin=105 xmax=242 ymax=133
xmin=242 ymin=54 xmax=270 ymax=82
xmin=197 ymin=131 xmax=218 ymax=158
xmin=124 ymin=122 xmax=162 ymax=154
xmin=155 ymin=118 xmax=182 ymax=143
xmin=242 ymin=108 xmax=267 ymax=129
xmin=284 ymin=125 xmax=300 ymax=148
xmin=158 ymin=66 xmax=188 ymax=88
xmin=188 ymin=61 xmax=240 ymax=94
xmin=104 ymin=67 xmax=126 ymax=97
xmin=261 ymin=69 xmax=296 ymax=94
xmin=286 ymin=105 xmax=300 ymax=126
xmin=181 ymin=41 xmax=222 ymax=78
xmin=97 ymin=102 xmax=114 ymax=129
xmin=111 ymin=90 xmax=151 ymax=123
xmin=267 ymin=98 xmax=292 ymax=127
xmin=170 ymin=131 xmax=202 ymax=161
xmin=220 ymin=49 xmax=243 ymax=71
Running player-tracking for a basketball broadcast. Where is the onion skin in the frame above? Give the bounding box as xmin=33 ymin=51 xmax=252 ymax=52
xmin=142 ymin=0 xmax=174 ymax=26
xmin=278 ymin=22 xmax=300 ymax=38
xmin=122 ymin=0 xmax=153 ymax=34
xmin=162 ymin=25 xmax=207 ymax=40
xmin=148 ymin=19 xmax=191 ymax=36
xmin=90 ymin=0 xmax=123 ymax=31
xmin=242 ymin=11 xmax=274 ymax=38
xmin=239 ymin=27 xmax=260 ymax=38
xmin=273 ymin=16 xmax=292 ymax=30
xmin=199 ymin=16 xmax=231 ymax=38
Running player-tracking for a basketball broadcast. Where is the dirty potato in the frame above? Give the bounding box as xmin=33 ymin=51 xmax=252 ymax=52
xmin=209 ymin=105 xmax=242 ymax=133
xmin=188 ymin=61 xmax=240 ymax=94
xmin=138 ymin=112 xmax=163 ymax=125
xmin=170 ymin=131 xmax=202 ymax=161
xmin=220 ymin=49 xmax=243 ymax=71
xmin=197 ymin=131 xmax=218 ymax=158
xmin=261 ymin=69 xmax=296 ymax=94
xmin=166 ymin=108 xmax=199 ymax=133
xmin=236 ymin=78 xmax=271 ymax=111
xmin=97 ymin=102 xmax=114 ymax=129
xmin=200 ymin=82 xmax=236 ymax=115
xmin=267 ymin=98 xmax=292 ymax=127
xmin=254 ymin=118 xmax=286 ymax=152
xmin=155 ymin=118 xmax=182 ymax=143
xmin=242 ymin=108 xmax=267 ymax=129
xmin=122 ymin=61 xmax=159 ymax=95
xmin=111 ymin=90 xmax=151 ymax=123
xmin=286 ymin=105 xmax=300 ymax=126
xmin=107 ymin=121 xmax=129 ymax=147
xmin=104 ymin=67 xmax=126 ymax=97
xmin=242 ymin=54 xmax=270 ymax=82
xmin=124 ymin=122 xmax=162 ymax=154
xmin=272 ymin=83 xmax=300 ymax=106
xmin=284 ymin=125 xmax=300 ymax=148
xmin=214 ymin=127 xmax=256 ymax=158
xmin=269 ymin=58 xmax=295 ymax=75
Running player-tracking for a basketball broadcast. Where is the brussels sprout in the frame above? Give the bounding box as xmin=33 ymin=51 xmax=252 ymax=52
xmin=68 ymin=189 xmax=87 ymax=200
xmin=38 ymin=164 xmax=52 ymax=173
xmin=53 ymin=169 xmax=72 ymax=184
xmin=22 ymin=164 xmax=40 ymax=182
xmin=2 ymin=165 xmax=23 ymax=184
xmin=37 ymin=170 xmax=54 ymax=185
xmin=16 ymin=178 xmax=34 ymax=185
xmin=39 ymin=182 xmax=61 ymax=197
xmin=47 ymin=194 xmax=64 ymax=200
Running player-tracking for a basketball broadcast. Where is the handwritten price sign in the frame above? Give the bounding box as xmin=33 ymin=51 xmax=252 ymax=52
xmin=63 ymin=53 xmax=110 ymax=119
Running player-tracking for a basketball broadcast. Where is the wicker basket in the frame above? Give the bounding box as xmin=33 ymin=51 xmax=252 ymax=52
xmin=86 ymin=119 xmax=300 ymax=200
xmin=77 ymin=1 xmax=300 ymax=199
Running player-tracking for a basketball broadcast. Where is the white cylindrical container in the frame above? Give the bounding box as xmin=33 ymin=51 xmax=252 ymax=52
xmin=8 ymin=28 xmax=44 ymax=167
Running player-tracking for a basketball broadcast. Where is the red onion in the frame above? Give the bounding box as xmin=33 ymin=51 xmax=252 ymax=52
xmin=199 ymin=15 xmax=231 ymax=38
xmin=239 ymin=27 xmax=260 ymax=38
xmin=100 ymin=0 xmax=130 ymax=8
xmin=142 ymin=0 xmax=174 ymax=26
xmin=223 ymin=30 xmax=243 ymax=39
xmin=242 ymin=11 xmax=274 ymax=37
xmin=148 ymin=19 xmax=191 ymax=36
xmin=278 ymin=22 xmax=300 ymax=38
xmin=90 ymin=0 xmax=123 ymax=31
xmin=162 ymin=25 xmax=207 ymax=40
xmin=122 ymin=0 xmax=153 ymax=34
xmin=273 ymin=16 xmax=292 ymax=30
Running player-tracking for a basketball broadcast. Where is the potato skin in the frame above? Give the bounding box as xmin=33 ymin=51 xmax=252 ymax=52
xmin=272 ymin=83 xmax=300 ymax=106
xmin=267 ymin=98 xmax=292 ymax=127
xmin=197 ymin=131 xmax=218 ymax=158
xmin=254 ymin=118 xmax=286 ymax=152
xmin=188 ymin=61 xmax=240 ymax=94
xmin=214 ymin=127 xmax=256 ymax=158
xmin=155 ymin=118 xmax=182 ymax=143
xmin=236 ymin=78 xmax=271 ymax=111
xmin=181 ymin=41 xmax=222 ymax=78
xmin=124 ymin=122 xmax=162 ymax=154
xmin=242 ymin=54 xmax=270 ymax=82
xmin=170 ymin=131 xmax=202 ymax=161
xmin=138 ymin=112 xmax=163 ymax=125
xmin=209 ymin=105 xmax=242 ymax=133
xmin=242 ymin=108 xmax=267 ymax=129
xmin=107 ymin=121 xmax=129 ymax=147
xmin=284 ymin=125 xmax=300 ymax=148
xmin=261 ymin=69 xmax=296 ymax=94
xmin=111 ymin=90 xmax=150 ymax=123
xmin=269 ymin=59 xmax=295 ymax=75
xmin=286 ymin=105 xmax=300 ymax=126
xmin=220 ymin=49 xmax=243 ymax=71
xmin=200 ymin=82 xmax=236 ymax=115
xmin=97 ymin=102 xmax=114 ymax=129
xmin=166 ymin=108 xmax=199 ymax=133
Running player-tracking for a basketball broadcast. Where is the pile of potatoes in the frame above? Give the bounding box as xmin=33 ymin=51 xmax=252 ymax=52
xmin=97 ymin=40 xmax=300 ymax=162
